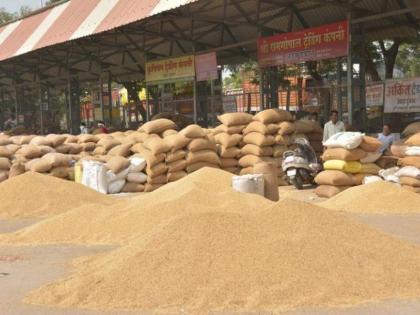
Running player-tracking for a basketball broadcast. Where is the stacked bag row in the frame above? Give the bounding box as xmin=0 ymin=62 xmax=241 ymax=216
xmin=396 ymin=132 xmax=420 ymax=193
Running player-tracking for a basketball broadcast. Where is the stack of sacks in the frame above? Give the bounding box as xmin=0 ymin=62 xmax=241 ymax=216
xmin=315 ymin=132 xmax=382 ymax=198
xmin=42 ymin=152 xmax=74 ymax=179
xmin=164 ymin=131 xmax=190 ymax=182
xmin=0 ymin=135 xmax=12 ymax=182
xmin=397 ymin=133 xmax=420 ymax=193
xmin=105 ymin=156 xmax=130 ymax=194
xmin=214 ymin=113 xmax=251 ymax=174
xmin=181 ymin=124 xmax=220 ymax=174
xmin=76 ymin=134 xmax=98 ymax=156
xmin=122 ymin=156 xmax=147 ymax=193
xmin=93 ymin=135 xmax=119 ymax=156
xmin=294 ymin=120 xmax=324 ymax=156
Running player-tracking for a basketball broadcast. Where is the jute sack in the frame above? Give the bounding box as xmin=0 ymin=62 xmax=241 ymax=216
xmin=324 ymin=160 xmax=362 ymax=173
xmin=218 ymin=146 xmax=241 ymax=158
xmin=93 ymin=146 xmax=107 ymax=155
xmin=161 ymin=129 xmax=178 ymax=138
xmin=400 ymin=176 xmax=420 ymax=187
xmin=402 ymin=185 xmax=420 ymax=193
xmin=167 ymin=171 xmax=188 ymax=182
xmin=132 ymin=150 xmax=165 ymax=168
xmin=97 ymin=138 xmax=121 ymax=150
xmin=78 ymin=134 xmax=99 ymax=143
xmin=16 ymin=145 xmax=43 ymax=159
xmin=167 ymin=159 xmax=187 ymax=173
xmin=253 ymin=162 xmax=279 ymax=201
xmin=64 ymin=135 xmax=78 ymax=144
xmin=108 ymin=143 xmax=132 ymax=157
xmin=402 ymin=122 xmax=420 ymax=137
xmin=360 ymin=136 xmax=382 ymax=152
xmin=144 ymin=183 xmax=163 ymax=192
xmin=0 ymin=146 xmax=12 ymax=158
xmin=353 ymin=173 xmax=369 ymax=185
xmin=38 ymin=145 xmax=55 ymax=155
xmin=243 ymin=132 xmax=275 ymax=147
xmin=25 ymin=158 xmax=53 ymax=173
xmin=106 ymin=156 xmax=130 ymax=174
xmin=6 ymin=144 xmax=20 ymax=155
xmin=143 ymin=137 xmax=171 ymax=154
xmin=360 ymin=152 xmax=382 ymax=163
xmin=0 ymin=171 xmax=8 ymax=182
xmin=166 ymin=150 xmax=186 ymax=163
xmin=140 ymin=119 xmax=176 ymax=134
xmin=253 ymin=109 xmax=291 ymax=124
xmin=187 ymin=138 xmax=216 ymax=152
xmin=186 ymin=162 xmax=219 ymax=173
xmin=165 ymin=134 xmax=190 ymax=151
xmin=147 ymin=174 xmax=167 ymax=185
xmin=30 ymin=136 xmax=53 ymax=147
xmin=239 ymin=166 xmax=253 ymax=175
xmin=55 ymin=144 xmax=71 ymax=154
xmin=241 ymin=144 xmax=273 ymax=157
xmin=295 ymin=120 xmax=323 ymax=134
xmin=49 ymin=166 xmax=70 ymax=179
xmin=220 ymin=158 xmax=238 ymax=168
xmin=360 ymin=163 xmax=381 ymax=175
xmin=67 ymin=143 xmax=83 ymax=154
xmin=42 ymin=153 xmax=73 ymax=167
xmin=390 ymin=141 xmax=407 ymax=157
xmin=46 ymin=134 xmax=67 ymax=147
xmin=180 ymin=124 xmax=206 ymax=139
xmin=243 ymin=121 xmax=271 ymax=135
xmin=399 ymin=156 xmax=420 ymax=168
xmin=0 ymin=157 xmax=11 ymax=170
xmin=405 ymin=133 xmax=420 ymax=146
xmin=127 ymin=172 xmax=147 ymax=184
xmin=0 ymin=135 xmax=11 ymax=146
xmin=145 ymin=162 xmax=168 ymax=177
xmin=81 ymin=142 xmax=96 ymax=152
xmin=9 ymin=162 xmax=25 ymax=178
xmin=215 ymin=133 xmax=242 ymax=148
xmin=187 ymin=150 xmax=220 ymax=165
xmin=126 ymin=132 xmax=146 ymax=143
xmin=322 ymin=148 xmax=367 ymax=161
xmin=315 ymin=170 xmax=355 ymax=186
xmin=215 ymin=124 xmax=246 ymax=134
xmin=272 ymin=145 xmax=288 ymax=158
xmin=217 ymin=112 xmax=253 ymax=127
xmin=122 ymin=183 xmax=145 ymax=193
xmin=278 ymin=121 xmax=295 ymax=135
xmin=275 ymin=134 xmax=293 ymax=146
xmin=13 ymin=135 xmax=36 ymax=145
xmin=315 ymin=185 xmax=350 ymax=198
xmin=239 ymin=154 xmax=274 ymax=168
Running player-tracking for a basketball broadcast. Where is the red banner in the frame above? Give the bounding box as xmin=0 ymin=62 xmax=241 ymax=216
xmin=258 ymin=21 xmax=348 ymax=67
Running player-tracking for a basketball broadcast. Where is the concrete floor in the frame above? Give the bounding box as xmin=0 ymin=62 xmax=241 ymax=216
xmin=2 ymin=189 xmax=420 ymax=315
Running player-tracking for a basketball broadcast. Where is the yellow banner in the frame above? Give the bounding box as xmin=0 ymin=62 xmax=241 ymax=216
xmin=146 ymin=55 xmax=195 ymax=83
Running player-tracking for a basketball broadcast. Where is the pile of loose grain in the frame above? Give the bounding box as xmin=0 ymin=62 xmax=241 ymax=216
xmin=0 ymin=172 xmax=112 ymax=218
xmin=319 ymin=181 xmax=420 ymax=214
xmin=25 ymin=198 xmax=420 ymax=313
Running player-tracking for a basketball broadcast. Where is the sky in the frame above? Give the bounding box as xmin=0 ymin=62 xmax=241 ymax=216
xmin=0 ymin=0 xmax=42 ymax=13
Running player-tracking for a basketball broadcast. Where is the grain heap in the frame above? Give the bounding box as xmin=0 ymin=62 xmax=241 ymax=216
xmin=397 ymin=133 xmax=420 ymax=193
xmin=24 ymin=198 xmax=420 ymax=313
xmin=214 ymin=112 xmax=252 ymax=174
xmin=181 ymin=124 xmax=221 ymax=173
xmin=315 ymin=133 xmax=382 ymax=198
xmin=320 ymin=180 xmax=420 ymax=214
xmin=0 ymin=172 xmax=112 ymax=218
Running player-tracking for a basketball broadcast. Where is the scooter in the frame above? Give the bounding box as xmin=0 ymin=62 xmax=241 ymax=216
xmin=281 ymin=138 xmax=322 ymax=190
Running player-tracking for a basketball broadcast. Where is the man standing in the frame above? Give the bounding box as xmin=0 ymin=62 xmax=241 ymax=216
xmin=378 ymin=124 xmax=395 ymax=153
xmin=323 ymin=110 xmax=345 ymax=142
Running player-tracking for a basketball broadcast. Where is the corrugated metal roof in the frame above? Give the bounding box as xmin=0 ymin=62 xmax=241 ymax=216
xmin=0 ymin=0 xmax=198 ymax=62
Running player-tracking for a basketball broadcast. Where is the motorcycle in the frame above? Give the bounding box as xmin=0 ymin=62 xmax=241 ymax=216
xmin=281 ymin=138 xmax=322 ymax=190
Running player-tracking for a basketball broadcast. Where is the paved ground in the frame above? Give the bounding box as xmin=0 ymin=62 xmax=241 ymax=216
xmin=2 ymin=189 xmax=420 ymax=315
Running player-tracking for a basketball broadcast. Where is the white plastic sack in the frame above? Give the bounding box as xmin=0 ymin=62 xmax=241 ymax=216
xmin=323 ymin=132 xmax=364 ymax=150
xmin=127 ymin=172 xmax=148 ymax=184
xmin=363 ymin=175 xmax=383 ymax=185
xmin=81 ymin=160 xmax=108 ymax=194
xmin=129 ymin=157 xmax=146 ymax=173
xmin=379 ymin=167 xmax=400 ymax=183
xmin=108 ymin=179 xmax=126 ymax=194
xmin=232 ymin=174 xmax=264 ymax=197
xmin=107 ymin=167 xmax=130 ymax=183
xmin=405 ymin=146 xmax=420 ymax=156
xmin=395 ymin=166 xmax=420 ymax=179
xmin=360 ymin=151 xmax=382 ymax=163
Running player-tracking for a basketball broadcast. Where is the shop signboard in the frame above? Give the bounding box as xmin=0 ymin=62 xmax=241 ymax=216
xmin=146 ymin=55 xmax=195 ymax=83
xmin=258 ymin=21 xmax=348 ymax=67
xmin=384 ymin=77 xmax=420 ymax=113
xmin=223 ymin=95 xmax=237 ymax=113
xmin=366 ymin=84 xmax=384 ymax=107
xmin=195 ymin=52 xmax=218 ymax=81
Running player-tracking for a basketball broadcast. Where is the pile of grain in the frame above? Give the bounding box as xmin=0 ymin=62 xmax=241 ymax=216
xmin=1 ymin=168 xmax=272 ymax=245
xmin=0 ymin=172 xmax=112 ymax=218
xmin=25 ymin=198 xmax=420 ymax=313
xmin=319 ymin=181 xmax=420 ymax=214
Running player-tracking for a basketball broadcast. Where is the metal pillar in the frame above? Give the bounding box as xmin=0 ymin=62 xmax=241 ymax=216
xmin=337 ymin=59 xmax=343 ymax=120
xmin=38 ymin=83 xmax=44 ymax=135
xmin=346 ymin=12 xmax=353 ymax=125
xmin=145 ymin=85 xmax=150 ymax=122
xmin=108 ymin=71 xmax=112 ymax=126
xmin=68 ymin=76 xmax=81 ymax=135
xmin=259 ymin=68 xmax=264 ymax=111
xmin=99 ymin=73 xmax=105 ymax=123
xmin=193 ymin=79 xmax=198 ymax=124
xmin=14 ymin=85 xmax=19 ymax=123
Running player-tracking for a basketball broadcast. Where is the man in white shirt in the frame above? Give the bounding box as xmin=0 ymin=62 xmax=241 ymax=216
xmin=323 ymin=110 xmax=345 ymax=142
xmin=378 ymin=124 xmax=395 ymax=153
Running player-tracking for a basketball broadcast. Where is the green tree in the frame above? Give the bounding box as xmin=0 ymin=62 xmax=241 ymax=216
xmin=0 ymin=7 xmax=17 ymax=24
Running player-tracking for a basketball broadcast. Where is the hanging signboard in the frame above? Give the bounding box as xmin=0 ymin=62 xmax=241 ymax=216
xmin=146 ymin=55 xmax=195 ymax=83
xmin=222 ymin=95 xmax=237 ymax=113
xmin=258 ymin=21 xmax=348 ymax=67
xmin=366 ymin=84 xmax=384 ymax=107
xmin=384 ymin=77 xmax=420 ymax=113
xmin=195 ymin=52 xmax=218 ymax=81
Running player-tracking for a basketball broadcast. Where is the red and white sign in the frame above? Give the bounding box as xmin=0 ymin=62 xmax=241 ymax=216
xmin=385 ymin=77 xmax=420 ymax=113
xmin=195 ymin=52 xmax=218 ymax=81
xmin=258 ymin=21 xmax=349 ymax=67
xmin=366 ymin=84 xmax=384 ymax=107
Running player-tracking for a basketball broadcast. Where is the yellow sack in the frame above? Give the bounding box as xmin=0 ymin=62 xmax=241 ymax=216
xmin=323 ymin=160 xmax=362 ymax=174
xmin=75 ymin=163 xmax=83 ymax=183
xmin=360 ymin=163 xmax=381 ymax=175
